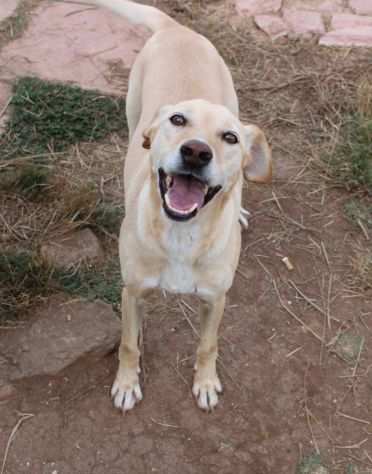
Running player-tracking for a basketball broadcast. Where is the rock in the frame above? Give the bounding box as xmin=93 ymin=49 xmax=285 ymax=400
xmin=331 ymin=13 xmax=372 ymax=29
xmin=283 ymin=10 xmax=326 ymax=36
xmin=0 ymin=383 xmax=17 ymax=401
xmin=350 ymin=0 xmax=372 ymax=15
xmin=254 ymin=15 xmax=289 ymax=39
xmin=319 ymin=27 xmax=372 ymax=47
xmin=0 ymin=0 xmax=19 ymax=23
xmin=235 ymin=0 xmax=282 ymax=16
xmin=283 ymin=0 xmax=344 ymax=13
xmin=40 ymin=228 xmax=104 ymax=268
xmin=0 ymin=2 xmax=149 ymax=94
xmin=312 ymin=0 xmax=344 ymax=12
xmin=0 ymin=295 xmax=121 ymax=381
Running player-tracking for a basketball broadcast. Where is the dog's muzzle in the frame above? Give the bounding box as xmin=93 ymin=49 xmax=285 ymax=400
xmin=158 ymin=169 xmax=221 ymax=221
xmin=158 ymin=140 xmax=222 ymax=222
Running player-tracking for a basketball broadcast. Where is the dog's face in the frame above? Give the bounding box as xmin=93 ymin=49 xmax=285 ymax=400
xmin=143 ymin=99 xmax=271 ymax=222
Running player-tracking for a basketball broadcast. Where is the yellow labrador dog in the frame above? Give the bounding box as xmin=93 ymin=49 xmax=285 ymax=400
xmin=72 ymin=0 xmax=272 ymax=411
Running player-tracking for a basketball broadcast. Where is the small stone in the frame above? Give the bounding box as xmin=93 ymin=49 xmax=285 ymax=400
xmin=350 ymin=0 xmax=372 ymax=15
xmin=0 ymin=295 xmax=121 ymax=381
xmin=0 ymin=383 xmax=17 ymax=401
xmin=40 ymin=228 xmax=103 ymax=268
xmin=319 ymin=27 xmax=372 ymax=47
xmin=331 ymin=13 xmax=372 ymax=29
xmin=0 ymin=0 xmax=20 ymax=22
xmin=235 ymin=0 xmax=282 ymax=16
xmin=254 ymin=15 xmax=289 ymax=39
xmin=283 ymin=10 xmax=325 ymax=36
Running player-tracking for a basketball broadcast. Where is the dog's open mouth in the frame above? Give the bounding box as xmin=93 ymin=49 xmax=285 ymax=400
xmin=158 ymin=169 xmax=221 ymax=221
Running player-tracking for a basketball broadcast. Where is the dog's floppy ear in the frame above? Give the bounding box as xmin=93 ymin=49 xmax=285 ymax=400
xmin=142 ymin=105 xmax=172 ymax=150
xmin=243 ymin=125 xmax=272 ymax=183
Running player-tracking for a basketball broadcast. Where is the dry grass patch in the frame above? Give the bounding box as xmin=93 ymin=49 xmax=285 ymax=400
xmin=0 ymin=0 xmax=42 ymax=48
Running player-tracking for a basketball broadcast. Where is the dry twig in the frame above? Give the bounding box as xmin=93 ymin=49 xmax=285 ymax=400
xmin=1 ymin=413 xmax=34 ymax=474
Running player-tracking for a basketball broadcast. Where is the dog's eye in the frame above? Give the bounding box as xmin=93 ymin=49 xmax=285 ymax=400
xmin=170 ymin=114 xmax=187 ymax=127
xmin=222 ymin=131 xmax=239 ymax=145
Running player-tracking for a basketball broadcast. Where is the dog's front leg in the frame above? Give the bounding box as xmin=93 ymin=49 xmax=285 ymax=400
xmin=193 ymin=294 xmax=225 ymax=411
xmin=111 ymin=287 xmax=143 ymax=412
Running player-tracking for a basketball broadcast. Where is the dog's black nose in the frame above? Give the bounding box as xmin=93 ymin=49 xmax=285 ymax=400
xmin=180 ymin=140 xmax=213 ymax=168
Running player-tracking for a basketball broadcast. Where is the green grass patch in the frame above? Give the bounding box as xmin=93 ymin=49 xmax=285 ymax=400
xmin=0 ymin=251 xmax=122 ymax=322
xmin=327 ymin=113 xmax=372 ymax=191
xmin=0 ymin=77 xmax=126 ymax=160
xmin=55 ymin=260 xmax=122 ymax=309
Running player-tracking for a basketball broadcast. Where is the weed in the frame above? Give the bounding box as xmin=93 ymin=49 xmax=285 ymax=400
xmin=345 ymin=200 xmax=372 ymax=229
xmin=0 ymin=252 xmax=51 ymax=321
xmin=93 ymin=202 xmax=124 ymax=235
xmin=0 ymin=1 xmax=33 ymax=45
xmin=346 ymin=463 xmax=359 ymax=474
xmin=296 ymin=454 xmax=328 ymax=474
xmin=0 ymin=77 xmax=126 ymax=160
xmin=59 ymin=182 xmax=99 ymax=221
xmin=16 ymin=164 xmax=50 ymax=198
xmin=351 ymin=247 xmax=372 ymax=290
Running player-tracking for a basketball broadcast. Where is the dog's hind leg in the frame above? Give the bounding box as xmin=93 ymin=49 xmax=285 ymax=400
xmin=192 ymin=295 xmax=225 ymax=411
xmin=111 ymin=287 xmax=144 ymax=412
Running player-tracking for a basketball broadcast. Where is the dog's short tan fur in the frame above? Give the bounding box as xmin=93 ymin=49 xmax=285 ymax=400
xmin=77 ymin=0 xmax=272 ymax=411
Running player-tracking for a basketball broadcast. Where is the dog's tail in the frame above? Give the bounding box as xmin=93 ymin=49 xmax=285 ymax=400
xmin=62 ymin=0 xmax=178 ymax=32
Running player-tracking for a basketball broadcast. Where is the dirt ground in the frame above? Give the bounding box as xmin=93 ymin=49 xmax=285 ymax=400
xmin=1 ymin=1 xmax=372 ymax=473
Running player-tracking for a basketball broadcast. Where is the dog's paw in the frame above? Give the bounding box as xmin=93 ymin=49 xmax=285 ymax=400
xmin=111 ymin=370 xmax=142 ymax=413
xmin=192 ymin=374 xmax=222 ymax=411
xmin=239 ymin=206 xmax=251 ymax=230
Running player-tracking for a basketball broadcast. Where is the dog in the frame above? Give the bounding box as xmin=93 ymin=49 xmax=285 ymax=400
xmin=70 ymin=0 xmax=272 ymax=411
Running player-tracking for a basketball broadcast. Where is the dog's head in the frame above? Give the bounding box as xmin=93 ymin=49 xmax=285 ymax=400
xmin=143 ymin=99 xmax=271 ymax=222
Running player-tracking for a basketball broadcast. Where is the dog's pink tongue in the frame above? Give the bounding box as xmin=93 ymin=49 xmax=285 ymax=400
xmin=167 ymin=176 xmax=205 ymax=211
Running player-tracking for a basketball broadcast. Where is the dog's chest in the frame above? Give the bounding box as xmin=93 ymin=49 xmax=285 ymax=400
xmin=159 ymin=224 xmax=200 ymax=294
